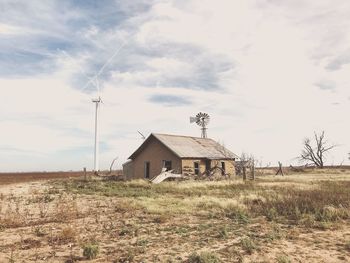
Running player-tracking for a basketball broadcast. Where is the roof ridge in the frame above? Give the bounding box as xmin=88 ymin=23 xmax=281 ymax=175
xmin=128 ymin=133 xmax=239 ymax=160
xmin=152 ymin=133 xmax=213 ymax=140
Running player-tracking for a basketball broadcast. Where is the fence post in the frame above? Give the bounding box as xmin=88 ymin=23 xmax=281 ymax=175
xmin=84 ymin=167 xmax=87 ymax=181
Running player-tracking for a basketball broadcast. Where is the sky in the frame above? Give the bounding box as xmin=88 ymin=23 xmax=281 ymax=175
xmin=0 ymin=0 xmax=349 ymax=172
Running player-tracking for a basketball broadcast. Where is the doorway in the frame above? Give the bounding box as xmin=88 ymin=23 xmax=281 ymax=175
xmin=205 ymin=159 xmax=211 ymax=174
xmin=144 ymin=161 xmax=150 ymax=179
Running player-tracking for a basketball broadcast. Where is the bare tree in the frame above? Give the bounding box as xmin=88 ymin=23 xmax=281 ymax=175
xmin=235 ymin=152 xmax=256 ymax=180
xmin=299 ymin=131 xmax=336 ymax=169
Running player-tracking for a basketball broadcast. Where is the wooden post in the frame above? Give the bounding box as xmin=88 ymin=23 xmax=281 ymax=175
xmin=251 ymin=164 xmax=255 ymax=180
xmin=84 ymin=167 xmax=87 ymax=181
xmin=276 ymin=162 xmax=284 ymax=176
xmin=243 ymin=166 xmax=247 ymax=181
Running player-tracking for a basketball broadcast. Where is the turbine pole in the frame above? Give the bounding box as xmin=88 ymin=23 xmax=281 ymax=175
xmin=93 ymin=97 xmax=101 ymax=172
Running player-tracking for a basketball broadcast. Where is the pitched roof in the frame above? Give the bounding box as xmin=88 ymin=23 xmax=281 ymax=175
xmin=128 ymin=133 xmax=238 ymax=160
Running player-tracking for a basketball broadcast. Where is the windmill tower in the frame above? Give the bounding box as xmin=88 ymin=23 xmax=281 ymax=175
xmin=190 ymin=112 xmax=210 ymax=138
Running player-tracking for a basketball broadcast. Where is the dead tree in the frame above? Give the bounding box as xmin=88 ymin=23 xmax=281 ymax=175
xmin=215 ymin=142 xmax=258 ymax=180
xmin=236 ymin=153 xmax=256 ymax=180
xmin=299 ymin=131 xmax=336 ymax=169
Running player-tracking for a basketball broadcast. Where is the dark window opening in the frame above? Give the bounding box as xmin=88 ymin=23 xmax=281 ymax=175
xmin=194 ymin=162 xmax=199 ymax=175
xmin=221 ymin=161 xmax=226 ymax=175
xmin=162 ymin=160 xmax=172 ymax=171
xmin=205 ymin=160 xmax=211 ymax=175
xmin=144 ymin=162 xmax=150 ymax=179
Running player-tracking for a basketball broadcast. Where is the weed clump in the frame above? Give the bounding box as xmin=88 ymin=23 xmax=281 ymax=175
xmin=82 ymin=243 xmax=99 ymax=260
xmin=188 ymin=251 xmax=221 ymax=263
xmin=276 ymin=254 xmax=291 ymax=263
xmin=217 ymin=226 xmax=229 ymax=239
xmin=345 ymin=240 xmax=350 ymax=252
xmin=224 ymin=205 xmax=249 ymax=224
xmin=240 ymin=237 xmax=257 ymax=254
xmin=57 ymin=226 xmax=77 ymax=244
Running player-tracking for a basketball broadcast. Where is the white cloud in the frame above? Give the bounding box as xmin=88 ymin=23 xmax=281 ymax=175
xmin=0 ymin=23 xmax=23 ymax=35
xmin=0 ymin=0 xmax=349 ymax=171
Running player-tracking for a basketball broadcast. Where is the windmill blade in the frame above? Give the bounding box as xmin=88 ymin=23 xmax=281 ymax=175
xmin=195 ymin=112 xmax=210 ymax=127
xmin=190 ymin=116 xmax=197 ymax=123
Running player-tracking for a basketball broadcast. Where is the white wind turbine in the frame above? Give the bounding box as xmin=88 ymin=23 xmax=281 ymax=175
xmin=61 ymin=40 xmax=127 ymax=172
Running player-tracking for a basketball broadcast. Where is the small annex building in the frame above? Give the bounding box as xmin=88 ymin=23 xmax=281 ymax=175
xmin=123 ymin=133 xmax=239 ymax=180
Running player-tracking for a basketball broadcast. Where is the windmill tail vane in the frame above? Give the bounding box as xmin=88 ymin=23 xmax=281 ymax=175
xmin=189 ymin=116 xmax=197 ymax=123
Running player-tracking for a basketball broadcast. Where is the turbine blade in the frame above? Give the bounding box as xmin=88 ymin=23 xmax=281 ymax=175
xmin=81 ymin=76 xmax=98 ymax=92
xmin=60 ymin=49 xmax=92 ymax=81
xmin=97 ymin=39 xmax=128 ymax=76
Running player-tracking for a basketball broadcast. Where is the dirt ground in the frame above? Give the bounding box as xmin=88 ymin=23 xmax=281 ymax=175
xmin=0 ymin=171 xmax=93 ymax=185
xmin=0 ymin=171 xmax=349 ymax=262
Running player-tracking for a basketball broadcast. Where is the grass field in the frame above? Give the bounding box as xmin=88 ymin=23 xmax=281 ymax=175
xmin=0 ymin=169 xmax=349 ymax=262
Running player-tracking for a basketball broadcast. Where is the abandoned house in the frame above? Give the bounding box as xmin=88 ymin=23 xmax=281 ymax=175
xmin=123 ymin=133 xmax=238 ymax=180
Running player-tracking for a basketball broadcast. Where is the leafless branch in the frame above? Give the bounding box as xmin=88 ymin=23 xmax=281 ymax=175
xmin=299 ymin=131 xmax=336 ymax=168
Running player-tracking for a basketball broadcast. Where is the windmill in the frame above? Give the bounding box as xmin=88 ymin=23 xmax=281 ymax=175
xmin=190 ymin=112 xmax=210 ymax=138
xmin=61 ymin=40 xmax=127 ymax=172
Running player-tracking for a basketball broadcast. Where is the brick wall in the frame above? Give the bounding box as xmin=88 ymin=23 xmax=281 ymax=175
xmin=182 ymin=159 xmax=236 ymax=177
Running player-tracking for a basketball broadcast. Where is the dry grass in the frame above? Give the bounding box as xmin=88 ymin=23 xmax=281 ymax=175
xmin=0 ymin=171 xmax=349 ymax=262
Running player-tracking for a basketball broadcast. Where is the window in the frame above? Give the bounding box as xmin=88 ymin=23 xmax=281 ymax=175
xmin=221 ymin=161 xmax=226 ymax=175
xmin=162 ymin=160 xmax=172 ymax=171
xmin=194 ymin=162 xmax=199 ymax=175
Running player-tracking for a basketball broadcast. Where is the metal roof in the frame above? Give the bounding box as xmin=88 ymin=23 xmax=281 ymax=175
xmin=128 ymin=133 xmax=238 ymax=160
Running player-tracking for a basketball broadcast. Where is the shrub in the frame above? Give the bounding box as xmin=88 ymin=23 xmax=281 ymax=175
xmin=240 ymin=237 xmax=257 ymax=254
xmin=224 ymin=205 xmax=249 ymax=224
xmin=266 ymin=207 xmax=278 ymax=221
xmin=154 ymin=214 xmax=170 ymax=224
xmin=58 ymin=226 xmax=77 ymax=244
xmin=276 ymin=254 xmax=291 ymax=263
xmin=136 ymin=239 xmax=148 ymax=247
xmin=217 ymin=226 xmax=229 ymax=239
xmin=34 ymin=226 xmax=46 ymax=237
xmin=188 ymin=251 xmax=221 ymax=263
xmin=82 ymin=243 xmax=99 ymax=260
xmin=345 ymin=240 xmax=350 ymax=252
xmin=119 ymin=227 xmax=133 ymax=236
xmin=266 ymin=224 xmax=284 ymax=240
